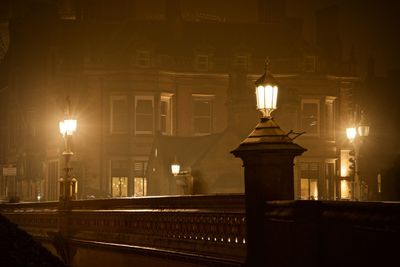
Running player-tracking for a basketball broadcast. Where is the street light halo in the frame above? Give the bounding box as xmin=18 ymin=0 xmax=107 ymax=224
xmin=346 ymin=127 xmax=357 ymax=142
xmin=59 ymin=119 xmax=77 ymax=136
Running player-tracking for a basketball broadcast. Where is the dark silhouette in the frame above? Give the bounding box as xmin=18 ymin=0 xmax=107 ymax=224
xmin=0 ymin=213 xmax=66 ymax=267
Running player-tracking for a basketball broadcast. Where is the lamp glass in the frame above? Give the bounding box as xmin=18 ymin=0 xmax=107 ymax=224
xmin=171 ymin=162 xmax=180 ymax=176
xmin=346 ymin=127 xmax=357 ymax=142
xmin=59 ymin=119 xmax=77 ymax=135
xmin=255 ymin=84 xmax=278 ymax=117
xmin=357 ymin=125 xmax=370 ymax=137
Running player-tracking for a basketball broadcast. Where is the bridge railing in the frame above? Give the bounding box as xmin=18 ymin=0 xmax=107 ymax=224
xmin=2 ymin=196 xmax=400 ymax=267
xmin=263 ymin=200 xmax=400 ymax=267
xmin=0 ymin=194 xmax=246 ymax=265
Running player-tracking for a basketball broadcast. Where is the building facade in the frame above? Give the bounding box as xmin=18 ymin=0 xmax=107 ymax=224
xmin=0 ymin=0 xmax=359 ymax=202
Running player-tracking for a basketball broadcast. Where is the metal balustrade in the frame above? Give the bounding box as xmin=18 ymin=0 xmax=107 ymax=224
xmin=0 ymin=195 xmax=246 ymax=264
xmin=2 ymin=196 xmax=399 ymax=267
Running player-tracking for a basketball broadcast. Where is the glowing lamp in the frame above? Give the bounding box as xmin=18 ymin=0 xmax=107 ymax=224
xmin=59 ymin=119 xmax=77 ymax=136
xmin=171 ymin=157 xmax=180 ymax=176
xmin=346 ymin=127 xmax=357 ymax=142
xmin=255 ymin=59 xmax=278 ymax=118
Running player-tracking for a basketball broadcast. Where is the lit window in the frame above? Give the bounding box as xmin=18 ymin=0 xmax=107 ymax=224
xmin=195 ymin=55 xmax=209 ymax=71
xmin=301 ymin=99 xmax=320 ymax=136
xmin=193 ymin=95 xmax=214 ymax=135
xmin=136 ymin=50 xmax=151 ymax=67
xmin=135 ymin=96 xmax=154 ymax=135
xmin=134 ymin=161 xmax=147 ymax=197
xmin=160 ymin=94 xmax=173 ymax=135
xmin=111 ymin=160 xmax=129 ymax=198
xmin=340 ymin=180 xmax=352 ymax=200
xmin=112 ymin=177 xmax=128 ymax=197
xmin=110 ymin=96 xmax=129 ymax=134
xmin=300 ymin=162 xmax=319 ymax=200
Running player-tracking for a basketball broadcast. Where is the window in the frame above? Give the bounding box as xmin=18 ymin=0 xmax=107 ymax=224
xmin=134 ymin=160 xmax=147 ymax=197
xmin=136 ymin=50 xmax=151 ymax=67
xmin=46 ymin=160 xmax=59 ymax=201
xmin=340 ymin=149 xmax=352 ymax=177
xmin=160 ymin=94 xmax=173 ymax=135
xmin=325 ymin=97 xmax=336 ymax=140
xmin=193 ymin=95 xmax=213 ymax=135
xmin=111 ymin=160 xmax=129 ymax=197
xmin=300 ymin=162 xmax=319 ymax=200
xmin=340 ymin=180 xmax=352 ymax=200
xmin=135 ymin=96 xmax=154 ymax=135
xmin=301 ymin=99 xmax=320 ymax=136
xmin=304 ymin=55 xmax=316 ymax=72
xmin=325 ymin=162 xmax=335 ymax=200
xmin=195 ymin=55 xmax=209 ymax=71
xmin=110 ymin=96 xmax=128 ymax=134
xmin=234 ymin=55 xmax=249 ymax=70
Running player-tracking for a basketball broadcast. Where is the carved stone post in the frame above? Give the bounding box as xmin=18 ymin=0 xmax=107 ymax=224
xmin=232 ymin=117 xmax=306 ymax=266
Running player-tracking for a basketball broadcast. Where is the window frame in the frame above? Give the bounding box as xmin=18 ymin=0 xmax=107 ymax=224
xmin=110 ymin=159 xmax=130 ymax=198
xmin=304 ymin=55 xmax=316 ymax=72
xmin=299 ymin=161 xmax=320 ymax=200
xmin=325 ymin=96 xmax=336 ymax=140
xmin=192 ymin=94 xmax=214 ymax=136
xmin=136 ymin=50 xmax=151 ymax=68
xmin=133 ymin=159 xmax=148 ymax=197
xmin=301 ymin=98 xmax=320 ymax=137
xmin=134 ymin=95 xmax=154 ymax=135
xmin=160 ymin=94 xmax=173 ymax=135
xmin=110 ymin=95 xmax=129 ymax=134
xmin=195 ymin=54 xmax=209 ymax=72
xmin=234 ymin=55 xmax=249 ymax=70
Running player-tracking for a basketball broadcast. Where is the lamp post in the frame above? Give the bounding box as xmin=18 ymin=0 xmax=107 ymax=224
xmin=346 ymin=111 xmax=369 ymax=201
xmin=231 ymin=59 xmax=306 ymax=266
xmin=59 ymin=97 xmax=77 ymax=202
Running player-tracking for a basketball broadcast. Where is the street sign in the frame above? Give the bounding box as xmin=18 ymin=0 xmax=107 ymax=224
xmin=3 ymin=164 xmax=17 ymax=176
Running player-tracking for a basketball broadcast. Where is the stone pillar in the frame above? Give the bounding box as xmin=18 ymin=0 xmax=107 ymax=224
xmin=231 ymin=117 xmax=306 ymax=267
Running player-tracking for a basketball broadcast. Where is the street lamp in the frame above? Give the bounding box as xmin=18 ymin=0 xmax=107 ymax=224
xmin=171 ymin=156 xmax=180 ymax=177
xmin=255 ymin=58 xmax=278 ymax=118
xmin=357 ymin=112 xmax=370 ymax=137
xmin=231 ymin=59 xmax=306 ymax=267
xmin=170 ymin=156 xmax=193 ymax=195
xmin=59 ymin=97 xmax=77 ymax=201
xmin=345 ymin=111 xmax=369 ymax=201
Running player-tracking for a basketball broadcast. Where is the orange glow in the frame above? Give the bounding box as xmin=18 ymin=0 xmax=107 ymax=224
xmin=340 ymin=149 xmax=351 ymax=177
xmin=346 ymin=127 xmax=357 ymax=142
xmin=59 ymin=119 xmax=77 ymax=135
xmin=340 ymin=180 xmax=351 ymax=199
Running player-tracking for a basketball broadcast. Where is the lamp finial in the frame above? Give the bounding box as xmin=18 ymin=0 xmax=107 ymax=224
xmin=264 ymin=57 xmax=270 ymax=73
